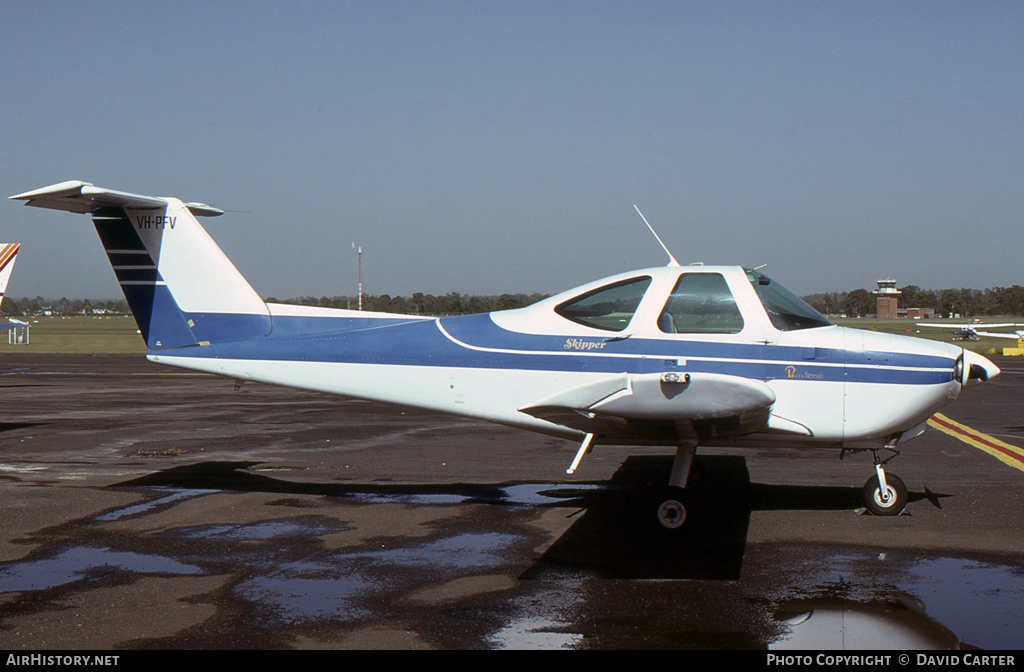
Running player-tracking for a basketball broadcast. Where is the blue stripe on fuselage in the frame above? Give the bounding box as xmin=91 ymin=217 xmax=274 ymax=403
xmin=158 ymin=311 xmax=954 ymax=385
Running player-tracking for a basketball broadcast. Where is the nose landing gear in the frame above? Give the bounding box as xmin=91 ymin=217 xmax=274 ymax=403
xmin=862 ymin=449 xmax=908 ymax=516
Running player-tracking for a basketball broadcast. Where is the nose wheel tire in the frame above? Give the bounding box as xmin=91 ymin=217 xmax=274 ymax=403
xmin=862 ymin=473 xmax=907 ymax=516
xmin=657 ymin=499 xmax=687 ymax=529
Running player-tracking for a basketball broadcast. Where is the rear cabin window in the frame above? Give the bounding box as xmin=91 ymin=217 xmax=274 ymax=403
xmin=555 ymin=276 xmax=652 ymax=332
xmin=658 ymin=273 xmax=744 ymax=334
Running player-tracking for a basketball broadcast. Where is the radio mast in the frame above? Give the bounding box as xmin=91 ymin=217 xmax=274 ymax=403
xmin=353 ymin=242 xmax=362 ymax=311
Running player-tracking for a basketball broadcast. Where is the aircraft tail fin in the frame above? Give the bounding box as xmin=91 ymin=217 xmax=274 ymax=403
xmin=0 ymin=243 xmax=20 ymax=310
xmin=10 ymin=181 xmax=271 ymax=350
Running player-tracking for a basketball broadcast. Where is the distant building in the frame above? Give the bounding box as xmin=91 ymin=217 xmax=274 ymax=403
xmin=872 ymin=279 xmax=935 ymax=319
xmin=874 ymin=279 xmax=901 ymax=319
xmin=905 ymin=307 xmax=936 ymax=319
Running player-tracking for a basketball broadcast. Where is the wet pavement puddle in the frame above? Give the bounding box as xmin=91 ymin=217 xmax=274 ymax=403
xmin=768 ymin=552 xmax=1024 ymax=650
xmin=1 ymin=481 xmax=1022 ymax=649
xmin=0 ymin=546 xmax=202 ymax=593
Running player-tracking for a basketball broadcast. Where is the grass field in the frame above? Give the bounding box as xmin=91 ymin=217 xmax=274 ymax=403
xmin=0 ymin=314 xmax=1016 ymax=355
xmin=831 ymin=316 xmax=1020 ymax=355
xmin=0 ymin=315 xmax=146 ymax=354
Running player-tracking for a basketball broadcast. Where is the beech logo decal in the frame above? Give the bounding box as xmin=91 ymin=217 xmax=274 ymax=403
xmin=786 ymin=366 xmax=824 ymax=380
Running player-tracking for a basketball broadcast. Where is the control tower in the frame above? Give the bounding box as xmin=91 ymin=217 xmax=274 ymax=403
xmin=873 ymin=279 xmax=901 ymax=319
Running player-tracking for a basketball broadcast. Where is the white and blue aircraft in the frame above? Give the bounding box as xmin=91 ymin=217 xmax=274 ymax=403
xmin=10 ymin=181 xmax=1001 ymax=527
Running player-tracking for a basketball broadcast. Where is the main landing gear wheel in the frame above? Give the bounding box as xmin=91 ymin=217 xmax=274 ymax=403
xmin=862 ymin=473 xmax=907 ymax=516
xmin=657 ymin=499 xmax=687 ymax=529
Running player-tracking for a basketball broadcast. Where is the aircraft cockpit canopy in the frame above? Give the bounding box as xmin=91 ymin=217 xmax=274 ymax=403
xmin=552 ymin=268 xmax=832 ymax=334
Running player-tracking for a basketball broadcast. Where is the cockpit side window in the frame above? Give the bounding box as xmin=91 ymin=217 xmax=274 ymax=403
xmin=658 ymin=273 xmax=744 ymax=334
xmin=746 ymin=269 xmax=832 ymax=331
xmin=555 ymin=276 xmax=652 ymax=332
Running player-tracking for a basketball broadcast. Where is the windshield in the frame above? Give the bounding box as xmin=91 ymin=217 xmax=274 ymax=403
xmin=746 ymin=269 xmax=832 ymax=331
xmin=555 ymin=276 xmax=652 ymax=331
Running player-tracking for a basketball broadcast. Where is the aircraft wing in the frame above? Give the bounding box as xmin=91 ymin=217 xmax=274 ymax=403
xmin=519 ymin=371 xmax=778 ymax=442
xmin=9 ymin=180 xmax=224 ymax=217
xmin=918 ymin=322 xmax=1019 ymax=330
xmin=973 ymin=330 xmax=1024 ymax=339
xmin=917 ymin=322 xmax=1024 ymax=339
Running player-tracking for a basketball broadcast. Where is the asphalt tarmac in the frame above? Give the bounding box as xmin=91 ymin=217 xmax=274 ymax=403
xmin=0 ymin=354 xmax=1022 ymax=650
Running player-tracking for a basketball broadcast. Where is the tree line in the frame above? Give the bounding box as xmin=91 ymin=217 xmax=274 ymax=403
xmin=265 ymin=292 xmax=550 ymax=316
xmin=1 ymin=292 xmax=549 ymax=318
xmin=802 ymin=285 xmax=1024 ymax=318
xmin=274 ymin=285 xmax=1024 ymax=319
xmin=1 ymin=297 xmax=130 ymax=316
xmin=7 ymin=284 xmax=1024 ymax=320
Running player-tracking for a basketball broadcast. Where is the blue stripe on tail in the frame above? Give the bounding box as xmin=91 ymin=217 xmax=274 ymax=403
xmin=92 ymin=207 xmax=199 ymax=350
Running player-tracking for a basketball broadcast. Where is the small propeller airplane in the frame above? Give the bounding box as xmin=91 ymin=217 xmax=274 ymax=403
xmin=918 ymin=322 xmax=1024 ymax=342
xmin=10 ymin=181 xmax=1001 ymax=527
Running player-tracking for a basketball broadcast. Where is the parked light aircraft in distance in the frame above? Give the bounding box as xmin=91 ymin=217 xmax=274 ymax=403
xmin=918 ymin=322 xmax=1024 ymax=342
xmin=10 ymin=181 xmax=1002 ymax=527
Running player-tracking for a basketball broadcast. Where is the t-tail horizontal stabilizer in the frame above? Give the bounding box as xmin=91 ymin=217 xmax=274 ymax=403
xmin=10 ymin=181 xmax=271 ymax=351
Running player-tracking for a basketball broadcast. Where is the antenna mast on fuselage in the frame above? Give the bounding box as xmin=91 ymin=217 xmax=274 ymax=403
xmin=633 ymin=205 xmax=680 ymax=268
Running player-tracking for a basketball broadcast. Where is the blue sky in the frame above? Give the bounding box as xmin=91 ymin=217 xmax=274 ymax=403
xmin=2 ymin=1 xmax=1021 ymax=300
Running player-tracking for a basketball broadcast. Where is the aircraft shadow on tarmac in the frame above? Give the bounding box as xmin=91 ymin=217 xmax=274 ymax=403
xmin=534 ymin=455 xmax=950 ymax=581
xmin=115 ymin=455 xmax=949 ymax=582
xmin=0 ymin=422 xmax=46 ymax=433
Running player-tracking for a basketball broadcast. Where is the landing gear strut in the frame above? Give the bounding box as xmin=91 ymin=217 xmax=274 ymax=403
xmin=656 ymin=442 xmax=697 ymax=529
xmin=862 ymin=449 xmax=908 ymax=516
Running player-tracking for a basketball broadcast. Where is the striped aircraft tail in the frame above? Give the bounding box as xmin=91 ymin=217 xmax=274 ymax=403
xmin=0 ymin=243 xmax=20 ymax=309
xmin=10 ymin=181 xmax=271 ymax=351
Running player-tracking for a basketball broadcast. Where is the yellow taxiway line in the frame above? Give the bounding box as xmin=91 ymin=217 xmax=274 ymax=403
xmin=929 ymin=413 xmax=1024 ymax=473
